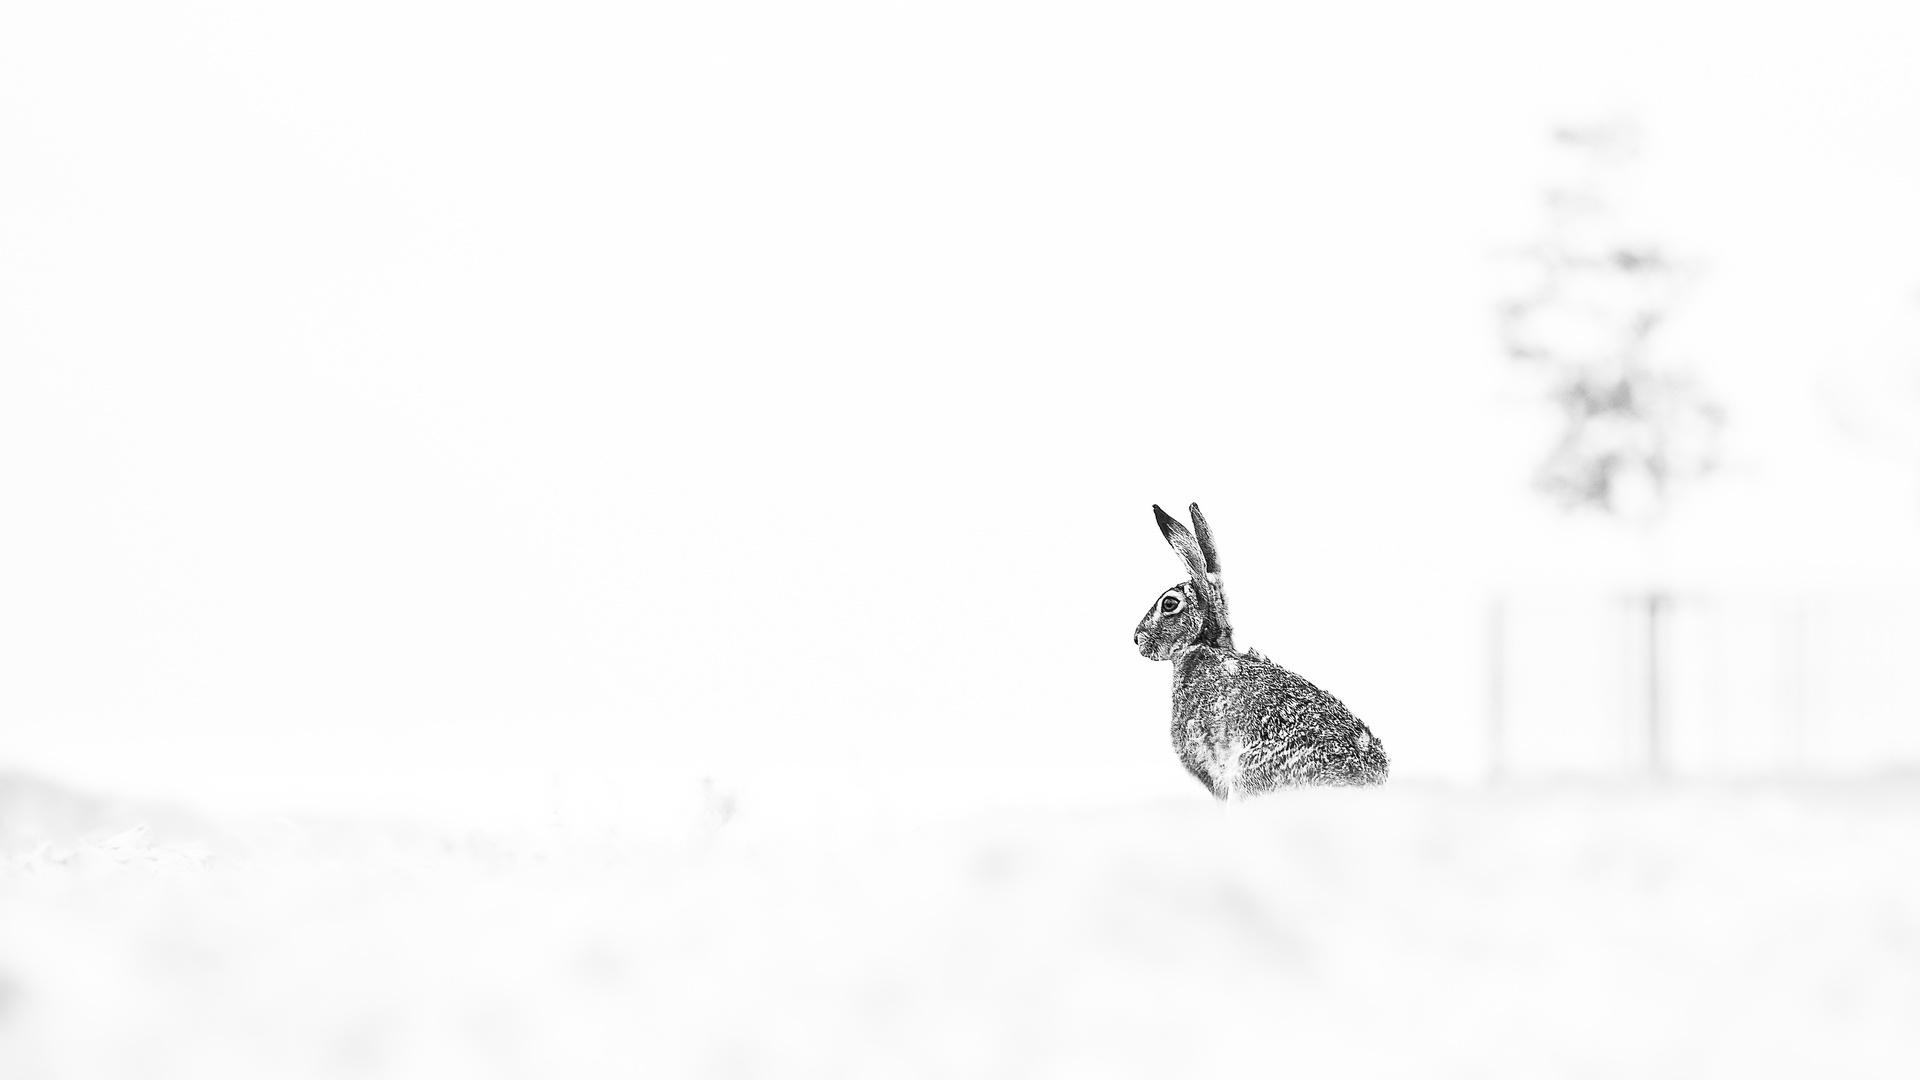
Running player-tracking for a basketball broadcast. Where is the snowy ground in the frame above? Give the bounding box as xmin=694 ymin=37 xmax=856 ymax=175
xmin=2 ymin=774 xmax=1918 ymax=1079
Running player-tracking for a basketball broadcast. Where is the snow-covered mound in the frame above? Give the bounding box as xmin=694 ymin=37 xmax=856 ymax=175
xmin=1 ymin=779 xmax=1916 ymax=1078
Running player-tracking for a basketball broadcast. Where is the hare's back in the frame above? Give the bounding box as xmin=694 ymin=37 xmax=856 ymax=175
xmin=1231 ymin=658 xmax=1388 ymax=789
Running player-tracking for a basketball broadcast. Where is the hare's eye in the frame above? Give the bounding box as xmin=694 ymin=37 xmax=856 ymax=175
xmin=1160 ymin=594 xmax=1182 ymax=614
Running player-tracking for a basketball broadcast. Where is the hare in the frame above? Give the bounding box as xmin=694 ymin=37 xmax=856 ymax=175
xmin=1135 ymin=503 xmax=1388 ymax=798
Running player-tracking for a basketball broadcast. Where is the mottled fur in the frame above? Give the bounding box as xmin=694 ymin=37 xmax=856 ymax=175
xmin=1136 ymin=504 xmax=1389 ymax=798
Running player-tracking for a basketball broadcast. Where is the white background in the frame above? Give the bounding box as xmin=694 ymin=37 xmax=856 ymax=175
xmin=5 ymin=0 xmax=1920 ymax=827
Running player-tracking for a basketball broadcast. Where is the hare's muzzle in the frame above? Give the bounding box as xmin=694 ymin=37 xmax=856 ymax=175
xmin=1134 ymin=628 xmax=1165 ymax=660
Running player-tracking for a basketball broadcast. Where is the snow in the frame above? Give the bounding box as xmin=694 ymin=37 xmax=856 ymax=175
xmin=3 ymin=776 xmax=1918 ymax=1078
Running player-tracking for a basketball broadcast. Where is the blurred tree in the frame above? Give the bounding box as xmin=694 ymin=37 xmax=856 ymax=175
xmin=1497 ymin=120 xmax=1725 ymax=776
xmin=1499 ymin=121 xmax=1724 ymax=523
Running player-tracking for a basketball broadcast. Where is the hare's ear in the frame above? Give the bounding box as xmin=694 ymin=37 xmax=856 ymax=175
xmin=1188 ymin=503 xmax=1223 ymax=577
xmin=1182 ymin=502 xmax=1237 ymax=653
xmin=1154 ymin=505 xmax=1210 ymax=582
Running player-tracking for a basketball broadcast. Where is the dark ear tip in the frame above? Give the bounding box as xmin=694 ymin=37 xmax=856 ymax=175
xmin=1152 ymin=504 xmax=1180 ymax=538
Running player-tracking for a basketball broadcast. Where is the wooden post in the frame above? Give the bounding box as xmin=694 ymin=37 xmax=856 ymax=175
xmin=1646 ymin=591 xmax=1666 ymax=778
xmin=1488 ymin=595 xmax=1507 ymax=783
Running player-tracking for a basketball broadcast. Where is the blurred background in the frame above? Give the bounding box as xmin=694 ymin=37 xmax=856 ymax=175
xmin=7 ymin=0 xmax=1920 ymax=828
xmin=4 ymin=2 xmax=1920 ymax=1075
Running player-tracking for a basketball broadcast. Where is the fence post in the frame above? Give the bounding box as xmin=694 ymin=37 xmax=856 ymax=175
xmin=1645 ymin=591 xmax=1667 ymax=778
xmin=1488 ymin=595 xmax=1506 ymax=783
